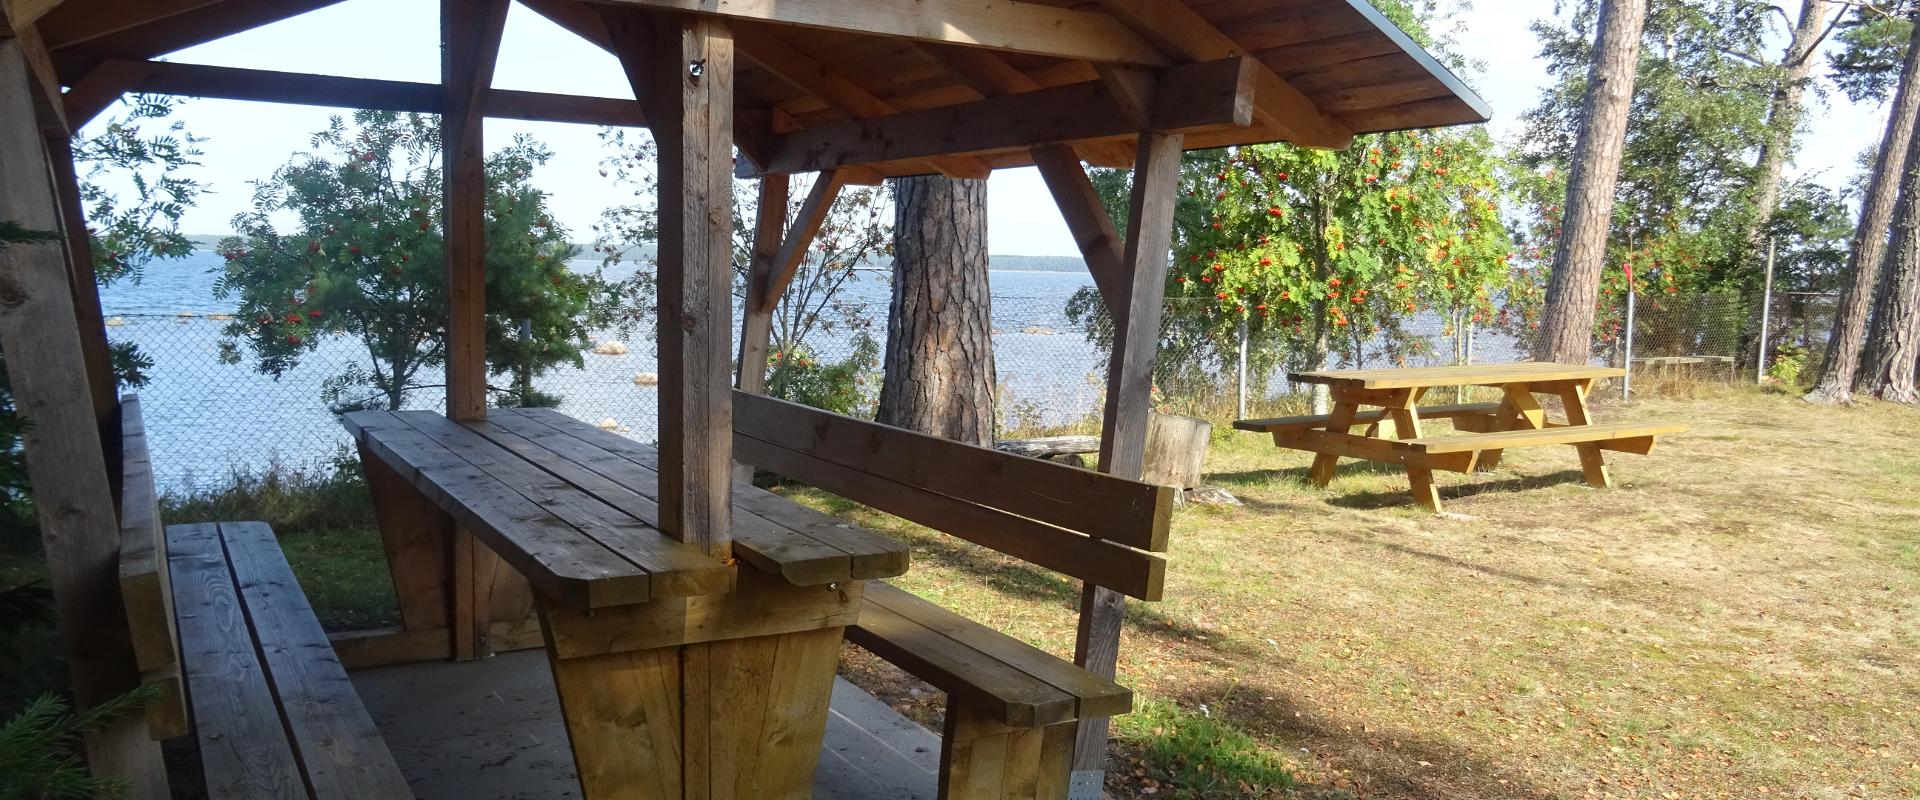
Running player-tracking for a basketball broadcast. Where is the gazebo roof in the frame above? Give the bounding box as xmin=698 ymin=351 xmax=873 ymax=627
xmin=37 ymin=0 xmax=1489 ymax=177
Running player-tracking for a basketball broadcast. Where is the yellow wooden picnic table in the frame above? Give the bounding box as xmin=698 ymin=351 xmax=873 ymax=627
xmin=1234 ymin=362 xmax=1686 ymax=513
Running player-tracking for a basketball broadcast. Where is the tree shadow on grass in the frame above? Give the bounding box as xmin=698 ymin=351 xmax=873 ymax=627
xmin=1137 ymin=677 xmax=1562 ymax=800
xmin=1237 ymin=497 xmax=1575 ymax=592
xmin=1322 ymin=469 xmax=1591 ymax=511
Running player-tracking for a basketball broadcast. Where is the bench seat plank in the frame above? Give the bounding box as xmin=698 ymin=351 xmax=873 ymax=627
xmin=1406 ymin=421 xmax=1688 ymax=454
xmin=848 ymin=583 xmax=1131 ymax=729
xmin=1233 ymin=402 xmax=1501 ymax=432
xmin=167 ymin=523 xmax=306 ymax=800
xmin=218 ymin=522 xmax=413 ymax=799
xmin=865 ymin=583 xmax=1133 ymax=721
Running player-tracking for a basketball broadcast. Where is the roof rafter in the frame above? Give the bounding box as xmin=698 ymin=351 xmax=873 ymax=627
xmin=591 ymin=0 xmax=1169 ymax=66
xmin=755 ymin=56 xmax=1254 ymax=177
xmin=36 ymin=0 xmax=223 ymax=50
xmin=733 ymin=22 xmax=989 ymax=179
xmin=1091 ymin=0 xmax=1353 ymax=150
xmin=906 ymin=42 xmax=1134 ymax=168
xmin=47 ymin=0 xmax=346 ymax=81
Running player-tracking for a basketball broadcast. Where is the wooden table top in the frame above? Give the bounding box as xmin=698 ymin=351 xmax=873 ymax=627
xmin=1289 ymin=361 xmax=1625 ymax=390
xmin=343 ymin=408 xmax=908 ymax=610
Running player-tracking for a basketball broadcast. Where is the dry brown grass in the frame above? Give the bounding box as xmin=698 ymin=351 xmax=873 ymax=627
xmin=821 ymin=384 xmax=1920 ymax=799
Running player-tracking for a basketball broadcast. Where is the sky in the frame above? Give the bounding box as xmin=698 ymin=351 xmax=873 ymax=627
xmin=99 ymin=0 xmax=1891 ymax=258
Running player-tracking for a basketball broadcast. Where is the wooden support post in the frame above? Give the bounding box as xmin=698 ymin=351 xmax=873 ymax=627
xmin=605 ymin=8 xmax=736 ymax=556
xmin=1072 ymin=130 xmax=1184 ymax=790
xmin=735 ymin=175 xmax=786 ymax=486
xmin=738 ymin=175 xmax=788 ymax=397
xmin=0 ymin=37 xmax=167 ymax=799
xmin=441 ymin=0 xmax=509 ymax=421
xmin=44 ymin=135 xmax=120 ymax=438
xmin=441 ymin=0 xmax=510 ymax=660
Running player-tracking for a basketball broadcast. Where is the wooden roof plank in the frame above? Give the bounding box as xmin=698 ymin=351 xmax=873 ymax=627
xmin=734 ymin=22 xmax=991 ymax=178
xmin=755 ymin=56 xmax=1253 ymax=175
xmin=594 ymin=0 xmax=1171 ymax=66
xmin=1091 ymin=0 xmax=1353 ymax=149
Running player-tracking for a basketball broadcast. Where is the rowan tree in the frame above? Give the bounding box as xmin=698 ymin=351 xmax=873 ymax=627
xmin=216 ymin=111 xmax=618 ymax=411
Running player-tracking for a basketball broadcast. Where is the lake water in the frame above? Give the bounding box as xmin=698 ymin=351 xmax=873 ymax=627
xmin=101 ymin=252 xmax=1109 ymax=491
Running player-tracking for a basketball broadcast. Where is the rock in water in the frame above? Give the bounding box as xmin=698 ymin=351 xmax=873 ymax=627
xmin=592 ymin=340 xmax=629 ymax=355
xmin=633 ymin=372 xmax=659 ymax=386
xmin=597 ymin=418 xmax=620 ymax=430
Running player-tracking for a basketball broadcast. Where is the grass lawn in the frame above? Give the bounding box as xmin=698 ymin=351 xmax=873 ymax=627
xmin=94 ymin=385 xmax=1915 ymax=799
xmin=826 ymin=385 xmax=1920 ymax=799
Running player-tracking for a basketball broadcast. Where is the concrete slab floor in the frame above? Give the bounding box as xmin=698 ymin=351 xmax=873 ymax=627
xmin=350 ymin=649 xmax=940 ymax=800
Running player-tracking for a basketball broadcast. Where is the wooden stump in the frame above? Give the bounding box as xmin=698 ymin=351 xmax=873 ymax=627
xmin=1141 ymin=414 xmax=1209 ymax=490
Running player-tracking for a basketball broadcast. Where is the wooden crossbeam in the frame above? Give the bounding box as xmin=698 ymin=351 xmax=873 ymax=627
xmin=58 ymin=57 xmax=148 ymax=127
xmin=46 ymin=0 xmax=345 ymax=80
xmin=1091 ymin=0 xmax=1353 ymax=150
xmin=73 ymin=59 xmax=653 ymax=128
xmin=36 ymin=0 xmax=222 ymax=49
xmin=754 ymin=56 xmax=1254 ymax=175
xmin=910 ymin=42 xmax=1135 ymax=168
xmin=733 ymin=22 xmax=990 ymax=179
xmin=595 ymin=0 xmax=1170 ymax=66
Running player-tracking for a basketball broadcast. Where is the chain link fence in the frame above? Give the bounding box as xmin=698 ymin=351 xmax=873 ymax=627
xmin=113 ymin=282 xmax=1831 ymax=493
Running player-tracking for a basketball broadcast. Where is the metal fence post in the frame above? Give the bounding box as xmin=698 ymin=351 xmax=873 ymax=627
xmin=1623 ymin=287 xmax=1637 ymax=401
xmin=1235 ymin=319 xmax=1249 ymax=420
xmin=1756 ymin=237 xmax=1775 ymax=385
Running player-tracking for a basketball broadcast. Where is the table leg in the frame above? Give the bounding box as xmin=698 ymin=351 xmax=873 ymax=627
xmin=1385 ymin=389 xmax=1441 ymax=512
xmin=1307 ymin=400 xmax=1362 ymax=487
xmin=360 ymin=443 xmax=451 ymax=635
xmin=1476 ymin=383 xmax=1545 ymax=473
xmin=1558 ymin=379 xmax=1612 ymax=488
xmin=539 ymin=573 xmax=859 ymax=800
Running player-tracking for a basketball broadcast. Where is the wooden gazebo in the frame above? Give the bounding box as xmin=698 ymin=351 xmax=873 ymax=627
xmin=0 ymin=2 xmax=1487 ymax=798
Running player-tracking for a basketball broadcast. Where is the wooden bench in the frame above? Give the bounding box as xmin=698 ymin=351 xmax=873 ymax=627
xmin=733 ymin=391 xmax=1176 ymax=800
xmin=1233 ymin=401 xmax=1502 ymax=436
xmin=115 ymin=396 xmax=411 ymax=798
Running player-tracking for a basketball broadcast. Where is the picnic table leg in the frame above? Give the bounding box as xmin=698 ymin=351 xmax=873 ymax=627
xmin=1558 ymin=379 xmax=1613 ymax=488
xmin=537 ymin=572 xmax=858 ymax=800
xmin=1386 ymin=389 xmax=1442 ymax=513
xmin=1475 ymin=383 xmax=1545 ymax=473
xmin=1307 ymin=400 xmax=1361 ymax=487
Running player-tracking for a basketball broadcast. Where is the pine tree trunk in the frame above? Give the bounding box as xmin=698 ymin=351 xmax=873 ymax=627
xmin=1807 ymin=17 xmax=1920 ymax=404
xmin=1534 ymin=0 xmax=1649 ymax=364
xmin=876 ymin=175 xmax=997 ymax=444
xmin=1747 ymin=0 xmax=1831 ymax=249
xmin=1864 ymin=121 xmax=1920 ymax=403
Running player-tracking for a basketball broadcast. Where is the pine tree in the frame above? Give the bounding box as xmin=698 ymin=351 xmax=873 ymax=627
xmin=1535 ymin=0 xmax=1651 ymax=363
